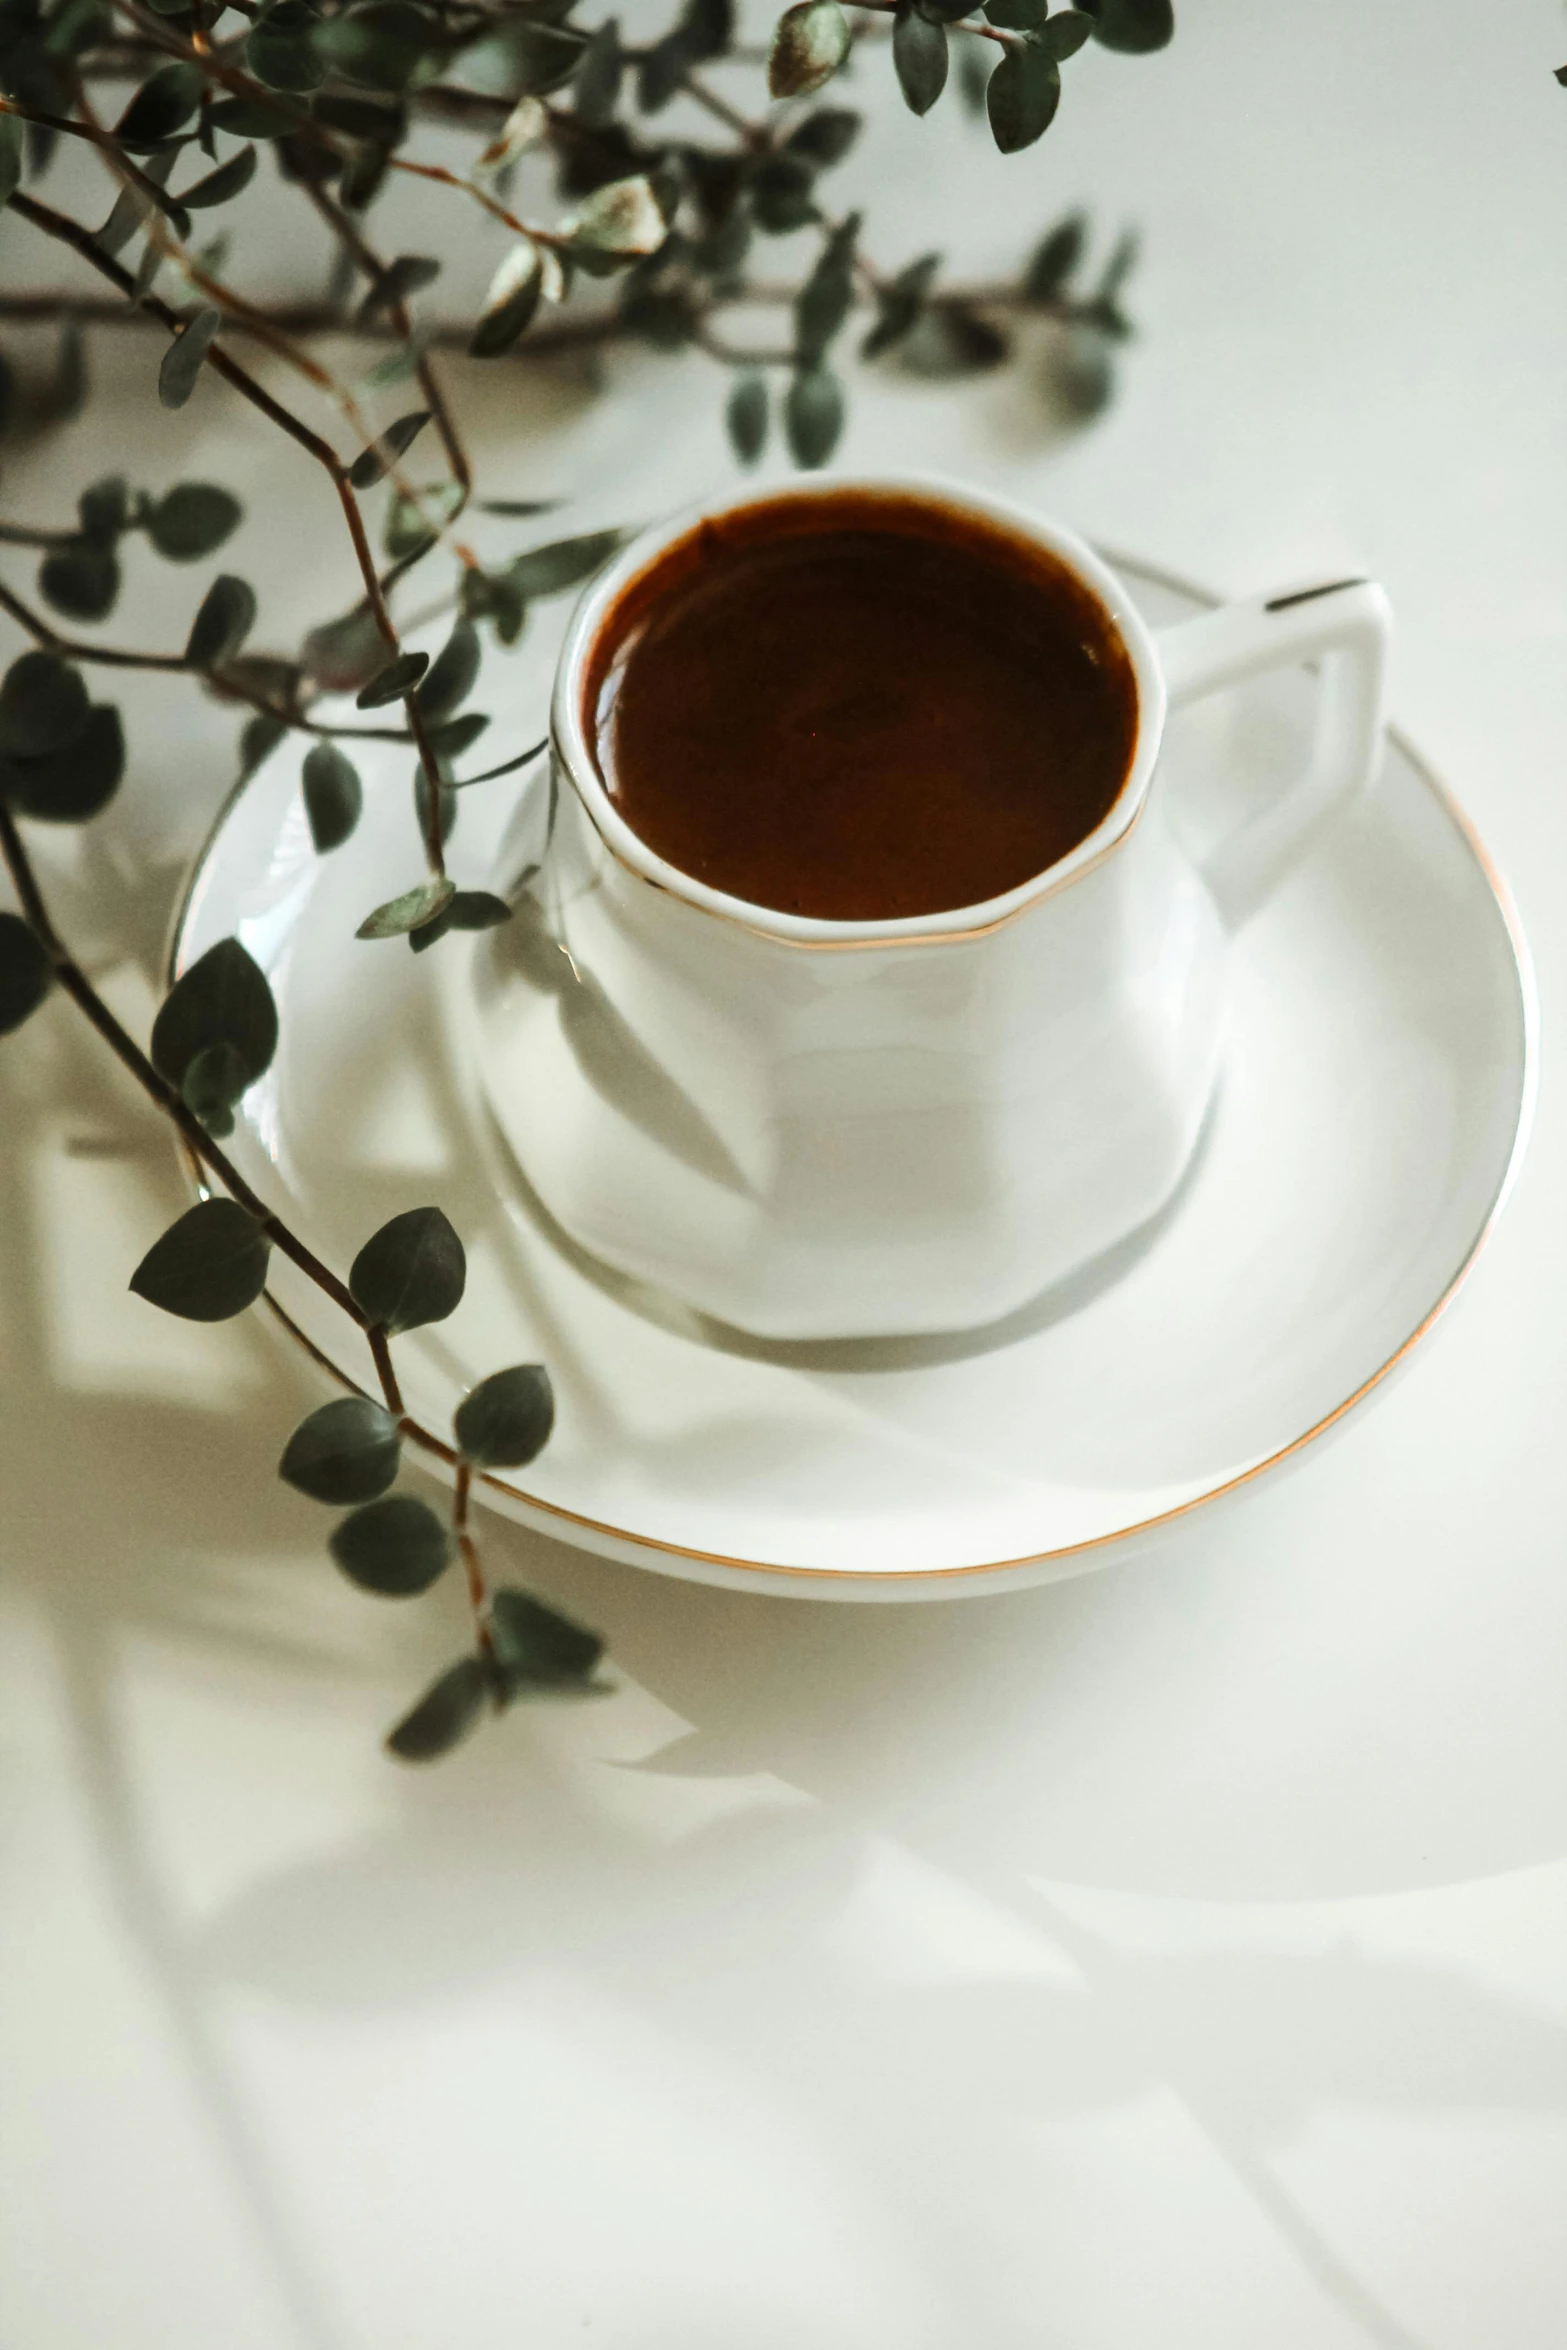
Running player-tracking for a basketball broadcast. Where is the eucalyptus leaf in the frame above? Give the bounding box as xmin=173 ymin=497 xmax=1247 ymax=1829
xmin=39 ymin=539 xmax=119 ymax=623
xmin=303 ymin=605 xmax=385 ymax=693
xmin=206 ymin=96 xmax=298 ymax=139
xmin=768 ymin=0 xmax=850 ymax=100
xmin=129 ymin=1198 xmax=270 ymax=1322
xmin=356 ymin=649 xmax=428 ymax=708
xmin=1085 ymin=0 xmax=1174 ymax=54
xmin=349 ymin=1203 xmax=466 ymax=1331
xmin=302 ymin=741 xmax=363 ymax=852
xmin=330 ymin=1493 xmax=451 ymax=1596
xmin=355 ymin=873 xmax=455 ymax=938
xmin=726 ymin=371 xmax=768 ymax=466
xmin=348 ymin=409 xmax=431 ymax=489
xmin=146 ymin=482 xmax=243 ymax=561
xmin=784 ymin=365 xmax=845 ymax=468
xmin=240 ymin=712 xmax=288 ymax=777
xmin=428 ymin=711 xmax=491 ymax=762
xmin=0 ymin=704 xmax=124 ymax=822
xmin=751 ymin=153 xmax=817 ymax=235
xmin=280 ymin=1394 xmax=402 ymax=1503
xmin=185 ymin=574 xmax=256 ymax=670
xmin=246 ymin=0 xmax=327 ymax=92
xmin=1024 ymin=211 xmax=1086 ymax=301
xmin=574 ymin=18 xmax=621 ymax=125
xmin=0 ymin=914 xmax=52 ymax=1037
xmin=469 ymin=241 xmax=543 ymax=356
xmin=861 ymin=250 xmax=940 ymax=359
xmin=795 ymin=213 xmax=858 ymax=366
xmin=505 ymin=528 xmax=624 ymax=599
xmin=454 ymin=1363 xmax=553 ymax=1468
xmin=415 ymin=621 xmax=480 ymax=722
xmin=408 ymin=889 xmax=512 ymax=955
xmin=358 ymin=254 xmax=441 ymax=321
xmin=78 ymin=477 xmax=129 ymax=542
xmin=893 ymin=4 xmax=948 ymax=116
xmin=487 ymin=1584 xmax=604 ymax=1696
xmin=571 ymin=176 xmax=667 ymax=259
xmin=152 ymin=936 xmax=278 ymax=1092
xmin=784 ymin=108 xmax=861 ymax=166
xmin=178 ymin=145 xmax=258 ymax=209
xmin=180 ymin=1039 xmax=249 ymax=1135
xmin=987 ymin=39 xmax=1061 ymax=152
xmin=313 ymin=1 xmax=445 ymax=93
xmin=1040 ymin=8 xmax=1095 ymax=60
xmin=114 ymin=62 xmax=203 ymax=150
xmin=383 ymin=478 xmax=461 ymax=561
xmin=386 ymin=1656 xmax=488 ymax=1760
xmin=0 ymin=651 xmax=89 ymax=758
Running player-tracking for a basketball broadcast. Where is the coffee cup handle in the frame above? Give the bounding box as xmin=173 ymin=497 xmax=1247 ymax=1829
xmin=1154 ymin=577 xmax=1391 ymax=927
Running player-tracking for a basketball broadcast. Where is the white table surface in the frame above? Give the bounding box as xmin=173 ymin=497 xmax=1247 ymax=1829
xmin=3 ymin=5 xmax=1565 ymax=2344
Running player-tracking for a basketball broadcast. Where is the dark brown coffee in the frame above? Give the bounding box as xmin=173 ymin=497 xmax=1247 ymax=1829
xmin=583 ymin=490 xmax=1139 ymax=922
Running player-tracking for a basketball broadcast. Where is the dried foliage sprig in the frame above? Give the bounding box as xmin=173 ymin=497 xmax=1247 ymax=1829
xmin=0 ymin=0 xmax=1174 ymax=1759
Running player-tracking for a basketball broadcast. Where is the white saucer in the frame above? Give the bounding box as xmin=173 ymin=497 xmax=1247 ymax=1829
xmin=173 ymin=555 xmax=1535 ymax=1599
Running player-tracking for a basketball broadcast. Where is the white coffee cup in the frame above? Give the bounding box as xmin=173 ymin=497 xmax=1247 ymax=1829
xmin=470 ymin=475 xmax=1390 ymax=1340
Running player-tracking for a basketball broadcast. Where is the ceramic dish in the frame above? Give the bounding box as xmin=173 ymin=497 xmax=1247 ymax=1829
xmin=170 ymin=555 xmax=1535 ymax=1597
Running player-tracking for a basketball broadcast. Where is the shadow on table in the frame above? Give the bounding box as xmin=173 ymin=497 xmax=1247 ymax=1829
xmin=3 ymin=976 xmax=1564 ymax=2350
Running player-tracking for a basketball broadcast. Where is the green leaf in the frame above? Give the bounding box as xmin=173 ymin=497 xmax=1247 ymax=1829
xmin=0 ymin=913 xmax=51 ymax=1036
xmin=983 ymin=0 xmax=1046 ymax=26
xmin=114 ymin=62 xmax=203 ymax=150
xmin=350 ymin=1203 xmax=466 ymax=1331
xmin=303 ymin=604 xmax=385 ymax=693
xmin=178 ymin=144 xmax=258 ymax=210
xmin=355 ymin=874 xmax=455 ymax=939
xmin=783 ymin=108 xmax=861 ymax=166
xmin=280 ymin=1394 xmax=401 ymax=1503
xmin=78 ymin=477 xmax=129 ymax=542
xmin=180 ymin=1039 xmax=249 ymax=1136
xmin=428 ymin=711 xmax=490 ymax=763
xmin=357 ymin=254 xmax=441 ymax=323
xmin=635 ymin=30 xmax=688 ymax=113
xmin=571 ymin=175 xmax=668 ymax=259
xmin=861 ymin=250 xmax=940 ymax=360
xmin=502 ymin=21 xmax=589 ymax=100
xmin=1048 ymin=317 xmax=1116 ymax=417
xmin=240 ymin=712 xmax=288 ymax=777
xmin=146 ymin=482 xmax=243 ymax=561
xmin=206 ymin=96 xmax=297 ymax=139
xmin=683 ymin=0 xmax=733 ymax=62
xmin=355 ymin=649 xmax=428 ymax=708
xmin=0 ymin=703 xmax=124 ymax=822
xmin=158 ymin=307 xmax=221 ymax=410
xmin=39 ymin=539 xmax=120 ymax=623
xmin=185 ymin=574 xmax=257 ymax=670
xmin=0 ymin=651 xmax=89 ymax=758
xmin=415 ymin=621 xmax=480 ymax=722
xmin=383 ymin=479 xmax=462 ymax=562
xmin=1084 ymin=0 xmax=1173 ymax=54
xmin=408 ymin=889 xmax=512 ymax=955
xmin=386 ymin=1655 xmax=488 ymax=1760
xmin=795 ymin=213 xmax=858 ymax=366
xmin=302 ymin=741 xmax=363 ymax=852
xmin=987 ymin=38 xmax=1061 ymax=151
xmin=726 ymin=371 xmax=768 ymax=466
xmin=469 ymin=240 xmax=543 ymax=358
xmin=893 ymin=4 xmax=948 ymax=115
xmin=152 ymin=935 xmax=278 ymax=1093
xmin=784 ymin=366 xmax=845 ymax=469
xmin=768 ymin=0 xmax=850 ymax=99
xmin=751 ymin=153 xmax=817 ymax=236
xmin=129 ymin=1198 xmax=270 ymax=1322
xmin=348 ymin=409 xmax=431 ymax=490
xmin=313 ymin=1 xmax=446 ymax=92
xmin=1024 ymin=211 xmax=1086 ymax=301
xmin=330 ymin=1493 xmax=451 ymax=1596
xmin=897 ymin=301 xmax=1009 ymax=377
xmin=1039 ymin=7 xmax=1094 ymax=60
xmin=0 ymin=113 xmax=23 ymax=213
xmin=454 ymin=1363 xmax=553 ymax=1468
xmin=247 ymin=0 xmax=327 ymax=92
xmin=506 ymin=528 xmax=625 ymax=600
xmin=487 ymin=1585 xmax=604 ymax=1696
xmin=574 ymin=18 xmax=621 ymax=125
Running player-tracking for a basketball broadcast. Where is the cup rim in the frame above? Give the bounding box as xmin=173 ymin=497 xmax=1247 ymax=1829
xmin=550 ymin=470 xmax=1169 ymax=946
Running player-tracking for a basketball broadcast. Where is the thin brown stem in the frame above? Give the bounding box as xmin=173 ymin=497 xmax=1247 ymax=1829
xmin=452 ymin=1460 xmax=490 ymax=1632
xmin=367 ymin=1326 xmax=404 ymax=1416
